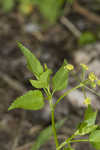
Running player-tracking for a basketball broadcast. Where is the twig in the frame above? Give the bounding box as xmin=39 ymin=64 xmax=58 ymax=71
xmin=60 ymin=16 xmax=81 ymax=38
xmin=73 ymin=0 xmax=100 ymax=25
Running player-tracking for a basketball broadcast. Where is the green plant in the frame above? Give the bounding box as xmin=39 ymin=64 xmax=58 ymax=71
xmin=79 ymin=32 xmax=96 ymax=46
xmin=0 ymin=0 xmax=73 ymax=23
xmin=0 ymin=0 xmax=14 ymax=12
xmin=0 ymin=0 xmax=33 ymax=14
xmin=8 ymin=43 xmax=100 ymax=150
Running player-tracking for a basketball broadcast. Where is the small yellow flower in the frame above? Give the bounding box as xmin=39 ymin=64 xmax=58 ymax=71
xmin=64 ymin=64 xmax=74 ymax=71
xmin=97 ymin=80 xmax=100 ymax=86
xmin=84 ymin=97 xmax=91 ymax=106
xmin=80 ymin=64 xmax=88 ymax=70
xmin=88 ymin=72 xmax=97 ymax=82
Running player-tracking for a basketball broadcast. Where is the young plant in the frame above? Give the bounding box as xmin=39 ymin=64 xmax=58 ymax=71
xmin=8 ymin=43 xmax=100 ymax=150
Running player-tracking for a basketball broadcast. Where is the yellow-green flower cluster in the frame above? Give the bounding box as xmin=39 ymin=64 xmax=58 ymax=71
xmin=88 ymin=72 xmax=97 ymax=82
xmin=84 ymin=97 xmax=91 ymax=106
xmin=88 ymin=72 xmax=100 ymax=88
xmin=64 ymin=64 xmax=74 ymax=71
xmin=80 ymin=64 xmax=88 ymax=70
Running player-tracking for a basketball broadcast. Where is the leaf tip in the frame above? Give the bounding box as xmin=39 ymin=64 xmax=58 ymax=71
xmin=17 ymin=41 xmax=22 ymax=48
xmin=8 ymin=106 xmax=13 ymax=111
xmin=8 ymin=103 xmax=16 ymax=111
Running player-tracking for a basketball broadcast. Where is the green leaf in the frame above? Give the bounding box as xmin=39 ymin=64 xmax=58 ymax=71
xmin=8 ymin=90 xmax=44 ymax=111
xmin=76 ymin=124 xmax=98 ymax=136
xmin=17 ymin=42 xmax=43 ymax=78
xmin=75 ymin=105 xmax=98 ymax=136
xmin=67 ymin=0 xmax=74 ymax=4
xmin=52 ymin=59 xmax=68 ymax=92
xmin=39 ymin=68 xmax=52 ymax=83
xmin=31 ymin=119 xmax=66 ymax=150
xmin=2 ymin=0 xmax=14 ymax=12
xmin=30 ymin=68 xmax=52 ymax=89
xmin=89 ymin=130 xmax=100 ymax=150
xmin=19 ymin=0 xmax=33 ymax=15
xmin=33 ymin=0 xmax=65 ymax=23
xmin=30 ymin=80 xmax=47 ymax=89
xmin=79 ymin=32 xmax=96 ymax=46
xmin=84 ymin=105 xmax=97 ymax=126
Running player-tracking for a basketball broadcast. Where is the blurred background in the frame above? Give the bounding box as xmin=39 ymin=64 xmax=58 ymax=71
xmin=0 ymin=0 xmax=100 ymax=150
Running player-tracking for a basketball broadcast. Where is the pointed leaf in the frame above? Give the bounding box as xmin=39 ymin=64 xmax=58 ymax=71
xmin=39 ymin=68 xmax=52 ymax=83
xmin=18 ymin=42 xmax=43 ymax=78
xmin=8 ymin=90 xmax=44 ymax=111
xmin=84 ymin=105 xmax=97 ymax=126
xmin=30 ymin=68 xmax=52 ymax=89
xmin=33 ymin=0 xmax=65 ymax=23
xmin=39 ymin=68 xmax=52 ymax=87
xmin=75 ymin=124 xmax=98 ymax=136
xmin=52 ymin=59 xmax=68 ymax=92
xmin=31 ymin=119 xmax=66 ymax=150
xmin=30 ymin=80 xmax=47 ymax=89
xmin=75 ymin=105 xmax=98 ymax=136
xmin=89 ymin=130 xmax=100 ymax=150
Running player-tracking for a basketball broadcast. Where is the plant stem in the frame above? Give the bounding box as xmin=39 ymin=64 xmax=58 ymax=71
xmin=54 ymin=84 xmax=83 ymax=108
xmin=57 ymin=141 xmax=67 ymax=150
xmin=57 ymin=139 xmax=89 ymax=150
xmin=71 ymin=139 xmax=89 ymax=143
xmin=49 ymin=100 xmax=59 ymax=149
xmin=52 ymin=108 xmax=59 ymax=148
xmin=84 ymin=85 xmax=100 ymax=97
xmin=81 ymin=70 xmax=87 ymax=99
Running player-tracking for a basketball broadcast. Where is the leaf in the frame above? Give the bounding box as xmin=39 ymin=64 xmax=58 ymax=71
xmin=31 ymin=119 xmax=66 ymax=150
xmin=33 ymin=0 xmax=65 ymax=23
xmin=84 ymin=105 xmax=97 ymax=126
xmin=67 ymin=0 xmax=74 ymax=4
xmin=19 ymin=3 xmax=32 ymax=15
xmin=19 ymin=0 xmax=33 ymax=15
xmin=76 ymin=124 xmax=98 ymax=136
xmin=79 ymin=32 xmax=96 ymax=46
xmin=75 ymin=105 xmax=98 ymax=136
xmin=52 ymin=59 xmax=68 ymax=92
xmin=17 ymin=42 xmax=43 ymax=78
xmin=8 ymin=90 xmax=44 ymax=111
xmin=30 ymin=80 xmax=47 ymax=89
xmin=2 ymin=0 xmax=14 ymax=12
xmin=30 ymin=68 xmax=52 ymax=89
xmin=39 ymin=68 xmax=52 ymax=83
xmin=89 ymin=130 xmax=100 ymax=150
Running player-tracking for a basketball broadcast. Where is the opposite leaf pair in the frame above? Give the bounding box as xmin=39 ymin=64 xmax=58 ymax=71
xmin=8 ymin=42 xmax=69 ymax=111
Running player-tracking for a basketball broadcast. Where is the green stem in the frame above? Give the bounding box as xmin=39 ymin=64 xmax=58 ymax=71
xmin=84 ymin=85 xmax=100 ymax=97
xmin=45 ymin=87 xmax=59 ymax=148
xmin=52 ymin=108 xmax=59 ymax=148
xmin=44 ymin=88 xmax=49 ymax=96
xmin=82 ymin=87 xmax=87 ymax=98
xmin=71 ymin=139 xmax=89 ymax=143
xmin=57 ymin=139 xmax=88 ymax=150
xmin=49 ymin=100 xmax=59 ymax=148
xmin=54 ymin=84 xmax=83 ymax=108
xmin=81 ymin=70 xmax=87 ymax=99
xmin=57 ymin=141 xmax=67 ymax=150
